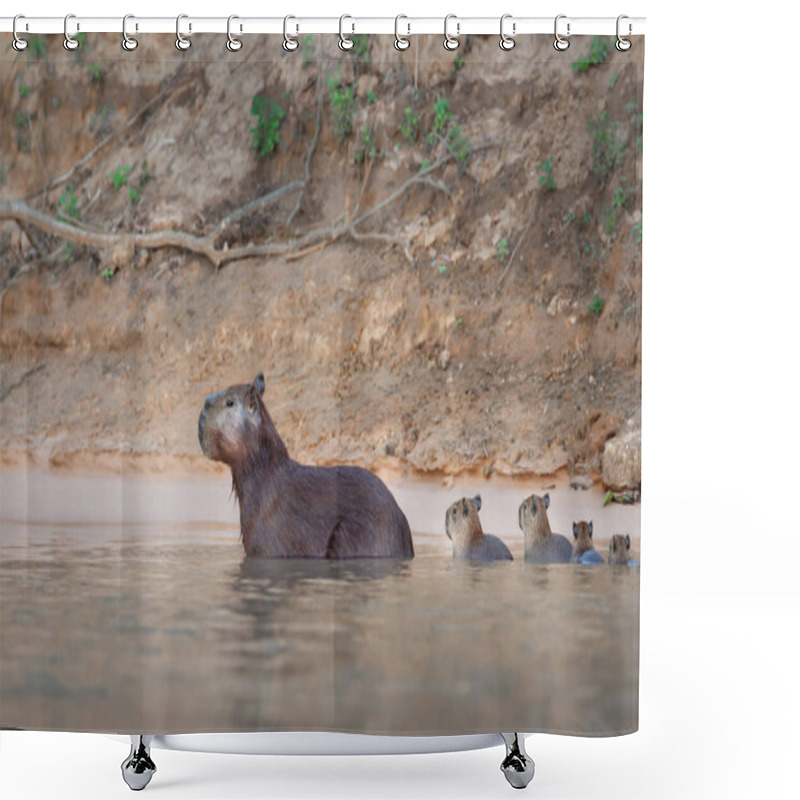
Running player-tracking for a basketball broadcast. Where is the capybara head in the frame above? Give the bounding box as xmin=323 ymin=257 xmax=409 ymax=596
xmin=609 ymin=534 xmax=631 ymax=565
xmin=198 ymin=372 xmax=267 ymax=464
xmin=445 ymin=495 xmax=482 ymax=544
xmin=572 ymin=521 xmax=593 ymax=541
xmin=518 ymin=492 xmax=550 ymax=532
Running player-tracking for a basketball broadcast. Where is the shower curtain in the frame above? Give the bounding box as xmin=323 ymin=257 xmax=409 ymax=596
xmin=0 ymin=30 xmax=642 ymax=737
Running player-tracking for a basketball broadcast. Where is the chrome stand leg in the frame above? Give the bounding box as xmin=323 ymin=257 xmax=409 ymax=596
xmin=121 ymin=735 xmax=157 ymax=791
xmin=500 ymin=733 xmax=535 ymax=789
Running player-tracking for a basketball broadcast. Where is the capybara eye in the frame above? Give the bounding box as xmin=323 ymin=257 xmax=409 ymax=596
xmin=225 ymin=399 xmax=234 ymax=408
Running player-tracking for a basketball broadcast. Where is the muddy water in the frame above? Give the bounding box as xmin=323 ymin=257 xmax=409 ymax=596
xmin=0 ymin=471 xmax=639 ymax=735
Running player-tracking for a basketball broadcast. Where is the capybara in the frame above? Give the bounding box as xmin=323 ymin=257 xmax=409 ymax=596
xmin=608 ymin=534 xmax=633 ymax=566
xmin=518 ymin=493 xmax=572 ymax=564
xmin=445 ymin=495 xmax=513 ymax=561
xmin=198 ymin=373 xmax=414 ymax=559
xmin=571 ymin=520 xmax=605 ymax=564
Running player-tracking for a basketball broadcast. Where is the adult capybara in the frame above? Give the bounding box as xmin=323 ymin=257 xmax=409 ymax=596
xmin=198 ymin=373 xmax=414 ymax=559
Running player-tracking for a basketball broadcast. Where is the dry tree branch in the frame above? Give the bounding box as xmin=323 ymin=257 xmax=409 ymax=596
xmin=1 ymin=142 xmax=498 ymax=271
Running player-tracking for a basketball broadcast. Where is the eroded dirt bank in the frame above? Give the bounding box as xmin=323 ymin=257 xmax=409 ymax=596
xmin=1 ymin=34 xmax=642 ymax=483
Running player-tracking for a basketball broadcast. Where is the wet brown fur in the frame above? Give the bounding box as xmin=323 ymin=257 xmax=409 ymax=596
xmin=445 ymin=496 xmax=512 ymax=561
xmin=608 ymin=534 xmax=631 ymax=566
xmin=518 ymin=493 xmax=573 ymax=564
xmin=199 ymin=374 xmax=414 ymax=559
xmin=571 ymin=520 xmax=602 ymax=562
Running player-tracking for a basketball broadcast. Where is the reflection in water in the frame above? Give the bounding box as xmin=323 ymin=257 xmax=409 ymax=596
xmin=1 ymin=492 xmax=639 ymax=736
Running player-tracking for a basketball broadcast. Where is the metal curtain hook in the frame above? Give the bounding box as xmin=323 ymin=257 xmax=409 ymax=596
xmin=339 ymin=14 xmax=354 ymax=51
xmin=282 ymin=15 xmax=299 ymax=51
xmin=12 ymin=14 xmax=28 ymax=51
xmin=443 ymin=14 xmax=459 ymax=51
xmin=176 ymin=14 xmax=191 ymax=51
xmin=63 ymin=13 xmax=80 ymax=51
xmin=121 ymin=14 xmax=138 ymax=51
xmin=616 ymin=14 xmax=632 ymax=51
xmin=553 ymin=14 xmax=570 ymax=51
xmin=394 ymin=15 xmax=410 ymax=51
xmin=499 ymin=14 xmax=516 ymax=51
xmin=227 ymin=15 xmax=243 ymax=52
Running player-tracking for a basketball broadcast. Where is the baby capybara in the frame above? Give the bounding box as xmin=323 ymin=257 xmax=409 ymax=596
xmin=198 ymin=373 xmax=414 ymax=559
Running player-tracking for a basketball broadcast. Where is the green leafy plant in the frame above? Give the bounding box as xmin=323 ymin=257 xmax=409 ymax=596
xmin=101 ymin=267 xmax=114 ymax=282
xmin=419 ymin=158 xmax=431 ymax=172
xmin=538 ymin=157 xmax=556 ymax=191
xmin=422 ymin=95 xmax=470 ymax=166
xmin=19 ymin=84 xmax=30 ymax=99
xmin=589 ymin=294 xmax=605 ymax=316
xmin=301 ymin=36 xmax=315 ymax=68
xmin=454 ymin=53 xmax=464 ymax=70
xmin=630 ymin=220 xmax=642 ymax=243
xmin=63 ymin=242 xmax=76 ymax=263
xmin=366 ymin=88 xmax=377 ymax=105
xmin=446 ymin=123 xmax=471 ymax=167
xmin=438 ymin=264 xmax=447 ymax=275
xmin=14 ymin=110 xmax=31 ymax=153
xmin=496 ymin=239 xmax=510 ymax=263
xmin=87 ymin=62 xmax=102 ymax=83
xmin=139 ymin=160 xmax=152 ymax=190
xmin=572 ymin=36 xmax=611 ymax=72
xmin=354 ymin=125 xmax=378 ymax=164
xmin=110 ymin=166 xmax=131 ymax=190
xmin=609 ymin=72 xmax=619 ymax=89
xmin=400 ymin=107 xmax=419 ymax=143
xmin=603 ymin=206 xmax=617 ymax=236
xmin=327 ymin=76 xmax=355 ymax=142
xmin=250 ymin=94 xmax=285 ymax=158
xmin=350 ymin=35 xmax=370 ymax=62
xmin=127 ymin=161 xmax=152 ymax=204
xmin=22 ymin=35 xmax=48 ymax=62
xmin=612 ymin=185 xmax=628 ymax=209
xmin=428 ymin=95 xmax=452 ymax=144
xmin=57 ymin=183 xmax=79 ymax=223
xmin=566 ymin=211 xmax=576 ymax=225
xmin=587 ymin=110 xmax=622 ymax=182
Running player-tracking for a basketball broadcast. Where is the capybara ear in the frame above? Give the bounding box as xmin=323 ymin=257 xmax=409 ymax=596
xmin=588 ymin=521 xmax=593 ymax=538
xmin=247 ymin=384 xmax=260 ymax=415
xmin=572 ymin=522 xmax=578 ymax=538
xmin=543 ymin=493 xmax=550 ymax=509
xmin=254 ymin=372 xmax=266 ymax=396
xmin=473 ymin=495 xmax=482 ymax=511
xmin=625 ymin=534 xmax=630 ymax=550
